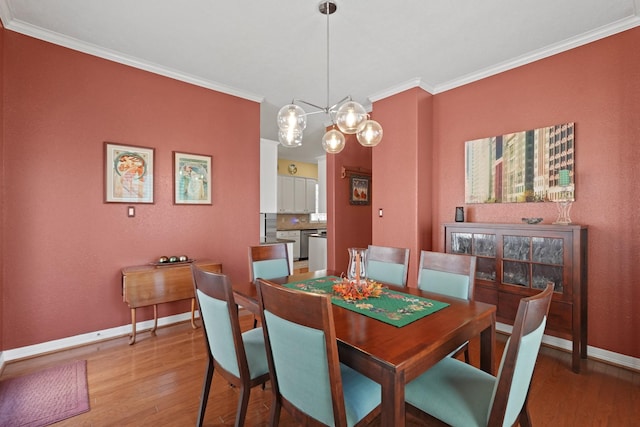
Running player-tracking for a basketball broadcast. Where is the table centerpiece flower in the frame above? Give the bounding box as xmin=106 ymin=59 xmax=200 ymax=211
xmin=332 ymin=276 xmax=384 ymax=301
xmin=332 ymin=251 xmax=384 ymax=301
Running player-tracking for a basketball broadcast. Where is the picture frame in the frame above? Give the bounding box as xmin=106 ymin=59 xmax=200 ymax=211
xmin=173 ymin=151 xmax=212 ymax=205
xmin=104 ymin=142 xmax=154 ymax=203
xmin=350 ymin=175 xmax=370 ymax=205
xmin=465 ymin=122 xmax=575 ymax=203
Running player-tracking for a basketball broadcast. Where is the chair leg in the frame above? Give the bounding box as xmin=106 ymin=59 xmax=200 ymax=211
xmin=235 ymin=385 xmax=251 ymax=427
xmin=463 ymin=347 xmax=470 ymax=364
xmin=519 ymin=395 xmax=533 ymax=427
xmin=197 ymin=358 xmax=215 ymax=427
xmin=269 ymin=394 xmax=282 ymax=427
xmin=253 ymin=315 xmax=258 ymax=328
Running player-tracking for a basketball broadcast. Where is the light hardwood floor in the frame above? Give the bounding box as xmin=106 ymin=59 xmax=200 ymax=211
xmin=1 ymin=314 xmax=638 ymax=426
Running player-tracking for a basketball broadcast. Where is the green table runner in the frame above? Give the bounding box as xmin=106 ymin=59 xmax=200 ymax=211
xmin=284 ymin=276 xmax=449 ymax=327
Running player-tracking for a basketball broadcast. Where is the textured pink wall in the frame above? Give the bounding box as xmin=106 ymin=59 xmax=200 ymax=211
xmin=0 ymin=23 xmax=5 ymax=349
xmin=432 ymin=28 xmax=640 ymax=358
xmin=327 ymin=133 xmax=372 ymax=273
xmin=2 ymin=33 xmax=260 ymax=349
xmin=371 ymin=88 xmax=434 ymax=284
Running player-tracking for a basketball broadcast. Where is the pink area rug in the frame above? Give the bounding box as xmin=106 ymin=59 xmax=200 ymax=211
xmin=0 ymin=360 xmax=89 ymax=426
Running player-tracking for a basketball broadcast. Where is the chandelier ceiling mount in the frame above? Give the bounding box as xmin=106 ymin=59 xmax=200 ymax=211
xmin=276 ymin=1 xmax=383 ymax=154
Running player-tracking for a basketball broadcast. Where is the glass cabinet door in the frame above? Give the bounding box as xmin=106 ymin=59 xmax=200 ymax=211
xmin=451 ymin=232 xmax=496 ymax=282
xmin=501 ymin=235 xmax=565 ymax=293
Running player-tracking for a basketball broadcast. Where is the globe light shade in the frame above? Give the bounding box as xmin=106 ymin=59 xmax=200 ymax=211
xmin=277 ymin=104 xmax=307 ymax=131
xmin=335 ymin=101 xmax=367 ymax=134
xmin=278 ymin=126 xmax=303 ymax=147
xmin=322 ymin=129 xmax=346 ymax=154
xmin=356 ymin=119 xmax=383 ymax=147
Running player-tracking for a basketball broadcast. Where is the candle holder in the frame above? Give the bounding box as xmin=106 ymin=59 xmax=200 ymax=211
xmin=553 ymin=185 xmax=573 ymax=225
xmin=347 ymin=247 xmax=367 ymax=280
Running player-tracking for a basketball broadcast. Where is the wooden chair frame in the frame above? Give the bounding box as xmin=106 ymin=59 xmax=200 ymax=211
xmin=256 ymin=278 xmax=380 ymax=427
xmin=366 ymin=244 xmax=410 ymax=287
xmin=191 ymin=266 xmax=270 ymax=427
xmin=417 ymin=250 xmax=477 ymax=362
xmin=407 ymin=283 xmax=554 ymax=427
xmin=248 ymin=243 xmax=290 ymax=282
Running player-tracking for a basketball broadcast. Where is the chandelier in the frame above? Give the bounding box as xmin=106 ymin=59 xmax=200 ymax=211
xmin=276 ymin=1 xmax=383 ymax=154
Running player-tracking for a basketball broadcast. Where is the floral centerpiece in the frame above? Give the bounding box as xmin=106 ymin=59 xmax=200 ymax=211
xmin=332 ymin=276 xmax=384 ymax=301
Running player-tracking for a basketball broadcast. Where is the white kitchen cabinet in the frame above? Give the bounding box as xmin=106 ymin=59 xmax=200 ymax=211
xmin=305 ymin=178 xmax=317 ymax=213
xmin=278 ymin=176 xmax=317 ymax=214
xmin=308 ymin=235 xmax=327 ymax=271
xmin=276 ymin=230 xmax=300 ymax=260
xmin=293 ymin=177 xmax=306 ymax=213
xmin=260 ymin=139 xmax=278 ymax=213
xmin=278 ymin=176 xmax=295 ymax=213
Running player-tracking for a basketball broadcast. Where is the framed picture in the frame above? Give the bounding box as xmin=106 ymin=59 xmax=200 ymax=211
xmin=104 ymin=142 xmax=154 ymax=203
xmin=465 ymin=122 xmax=575 ymax=203
xmin=350 ymin=175 xmax=370 ymax=205
xmin=173 ymin=151 xmax=212 ymax=205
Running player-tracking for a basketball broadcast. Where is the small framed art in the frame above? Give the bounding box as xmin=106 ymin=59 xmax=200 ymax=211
xmin=104 ymin=142 xmax=154 ymax=203
xmin=173 ymin=151 xmax=212 ymax=205
xmin=350 ymin=175 xmax=370 ymax=205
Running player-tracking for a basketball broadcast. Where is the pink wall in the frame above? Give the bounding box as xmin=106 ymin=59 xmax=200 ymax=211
xmin=0 ymin=23 xmax=5 ymax=349
xmin=430 ymin=28 xmax=640 ymax=358
xmin=1 ymin=32 xmax=261 ymax=349
xmin=326 ymin=133 xmax=372 ymax=273
xmin=371 ymin=88 xmax=434 ymax=283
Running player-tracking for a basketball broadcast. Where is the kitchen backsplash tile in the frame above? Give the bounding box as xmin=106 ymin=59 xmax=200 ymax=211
xmin=277 ymin=214 xmax=327 ymax=230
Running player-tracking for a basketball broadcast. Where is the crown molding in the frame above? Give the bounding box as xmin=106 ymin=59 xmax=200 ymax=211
xmin=0 ymin=9 xmax=264 ymax=103
xmin=369 ymin=14 xmax=640 ymax=101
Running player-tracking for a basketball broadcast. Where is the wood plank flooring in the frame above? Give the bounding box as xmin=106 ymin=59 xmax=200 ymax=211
xmin=1 ymin=314 xmax=638 ymax=426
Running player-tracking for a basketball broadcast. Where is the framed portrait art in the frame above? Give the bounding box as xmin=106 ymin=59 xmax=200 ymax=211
xmin=173 ymin=151 xmax=212 ymax=205
xmin=104 ymin=142 xmax=154 ymax=203
xmin=350 ymin=175 xmax=370 ymax=205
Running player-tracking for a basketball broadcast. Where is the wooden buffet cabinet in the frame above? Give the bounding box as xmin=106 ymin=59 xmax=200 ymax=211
xmin=444 ymin=223 xmax=587 ymax=372
xmin=122 ymin=259 xmax=222 ymax=344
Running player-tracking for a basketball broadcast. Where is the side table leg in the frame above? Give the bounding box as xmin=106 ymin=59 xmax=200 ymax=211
xmin=191 ymin=298 xmax=198 ymax=329
xmin=129 ymin=308 xmax=136 ymax=345
xmin=150 ymin=304 xmax=158 ymax=336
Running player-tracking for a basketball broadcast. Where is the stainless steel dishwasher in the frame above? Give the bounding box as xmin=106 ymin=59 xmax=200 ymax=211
xmin=300 ymin=229 xmax=318 ymax=260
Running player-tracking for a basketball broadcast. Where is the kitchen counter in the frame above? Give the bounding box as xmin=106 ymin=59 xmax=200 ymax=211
xmin=259 ymin=237 xmax=294 ymax=245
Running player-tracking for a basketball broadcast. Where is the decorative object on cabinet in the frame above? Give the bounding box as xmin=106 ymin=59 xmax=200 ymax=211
xmin=173 ymin=151 xmax=212 ymax=205
xmin=121 ymin=259 xmax=222 ymax=344
xmin=455 ymin=207 xmax=465 ymax=222
xmin=349 ymin=175 xmax=370 ymax=205
xmin=465 ymin=122 xmax=574 ymax=204
xmin=104 ymin=142 xmax=154 ymax=203
xmin=276 ymin=1 xmax=383 ymax=153
xmin=287 ymin=163 xmax=297 ymax=175
xmin=553 ymin=169 xmax=574 ymax=224
xmin=444 ymin=222 xmax=587 ymax=372
xmin=522 ymin=217 xmax=543 ymax=224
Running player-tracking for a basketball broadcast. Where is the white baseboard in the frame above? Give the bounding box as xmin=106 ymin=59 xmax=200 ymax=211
xmin=1 ymin=316 xmax=637 ymax=373
xmin=0 ymin=311 xmax=197 ymax=371
xmin=497 ymin=322 xmax=639 ymax=372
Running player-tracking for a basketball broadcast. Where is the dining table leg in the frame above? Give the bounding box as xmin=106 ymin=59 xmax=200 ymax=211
xmin=380 ymin=369 xmax=404 ymax=426
xmin=480 ymin=314 xmax=496 ymax=374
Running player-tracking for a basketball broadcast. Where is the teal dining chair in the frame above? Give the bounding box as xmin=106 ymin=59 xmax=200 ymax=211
xmin=417 ymin=250 xmax=477 ymax=362
xmin=256 ymin=278 xmax=381 ymax=427
xmin=366 ymin=245 xmax=410 ymax=287
xmin=191 ymin=266 xmax=270 ymax=427
xmin=405 ymin=283 xmax=554 ymax=427
xmin=249 ymin=243 xmax=291 ymax=283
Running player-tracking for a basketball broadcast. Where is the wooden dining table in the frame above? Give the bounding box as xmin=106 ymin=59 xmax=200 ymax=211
xmin=233 ymin=269 xmax=496 ymax=427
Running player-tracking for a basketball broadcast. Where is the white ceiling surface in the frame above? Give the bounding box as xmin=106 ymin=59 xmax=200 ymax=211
xmin=1 ymin=0 xmax=639 ymax=163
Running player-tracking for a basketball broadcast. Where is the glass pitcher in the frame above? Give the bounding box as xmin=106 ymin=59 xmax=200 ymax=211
xmin=347 ymin=247 xmax=368 ymax=280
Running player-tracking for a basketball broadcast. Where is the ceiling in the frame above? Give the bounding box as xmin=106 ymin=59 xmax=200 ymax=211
xmin=1 ymin=0 xmax=638 ymax=164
